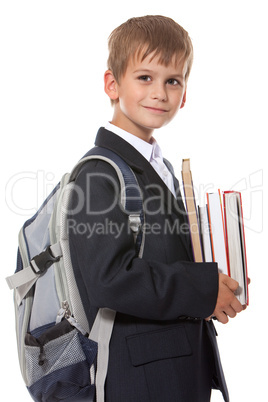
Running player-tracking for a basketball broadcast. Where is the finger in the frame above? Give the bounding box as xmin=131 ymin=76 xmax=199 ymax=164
xmin=231 ymin=297 xmax=243 ymax=313
xmin=223 ymin=306 xmax=237 ymax=319
xmin=214 ymin=311 xmax=229 ymax=324
xmin=227 ymin=277 xmax=239 ymax=292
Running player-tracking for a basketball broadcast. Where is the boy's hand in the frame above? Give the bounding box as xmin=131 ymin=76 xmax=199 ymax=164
xmin=207 ymin=273 xmax=246 ymax=324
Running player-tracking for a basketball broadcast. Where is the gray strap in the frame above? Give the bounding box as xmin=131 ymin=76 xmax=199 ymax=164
xmin=6 ymin=265 xmax=39 ymax=306
xmin=89 ymin=308 xmax=116 ymax=402
xmin=15 ymin=277 xmax=37 ymax=306
xmin=6 ymin=242 xmax=62 ymax=306
xmin=6 ymin=265 xmax=37 ymax=291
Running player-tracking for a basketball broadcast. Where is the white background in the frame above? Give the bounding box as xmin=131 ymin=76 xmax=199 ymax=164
xmin=1 ymin=1 xmax=267 ymax=401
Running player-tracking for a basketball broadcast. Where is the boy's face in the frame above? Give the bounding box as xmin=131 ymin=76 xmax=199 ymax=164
xmin=105 ymin=52 xmax=187 ymax=142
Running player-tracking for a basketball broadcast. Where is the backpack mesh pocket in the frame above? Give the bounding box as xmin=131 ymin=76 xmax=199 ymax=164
xmin=25 ymin=318 xmax=97 ymax=401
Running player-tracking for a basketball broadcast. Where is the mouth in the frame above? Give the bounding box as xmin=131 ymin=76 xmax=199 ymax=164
xmin=143 ymin=106 xmax=168 ymax=114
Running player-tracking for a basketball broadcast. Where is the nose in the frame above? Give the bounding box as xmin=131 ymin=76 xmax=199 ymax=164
xmin=150 ymin=82 xmax=167 ymax=102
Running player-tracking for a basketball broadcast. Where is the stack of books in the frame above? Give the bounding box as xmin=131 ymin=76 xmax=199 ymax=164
xmin=181 ymin=159 xmax=249 ymax=305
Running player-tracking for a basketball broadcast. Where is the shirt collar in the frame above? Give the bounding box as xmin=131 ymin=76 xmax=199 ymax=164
xmin=150 ymin=139 xmax=163 ymax=162
xmin=105 ymin=122 xmax=154 ymax=162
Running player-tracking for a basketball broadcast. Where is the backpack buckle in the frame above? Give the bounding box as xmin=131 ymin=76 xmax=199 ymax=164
xmin=129 ymin=214 xmax=142 ymax=233
xmin=30 ymin=246 xmax=61 ymax=275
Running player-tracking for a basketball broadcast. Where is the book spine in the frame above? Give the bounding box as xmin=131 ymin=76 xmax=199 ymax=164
xmin=206 ymin=192 xmax=215 ymax=262
xmin=218 ymin=189 xmax=229 ymax=273
xmin=238 ymin=192 xmax=249 ymax=305
xmin=181 ymin=159 xmax=203 ymax=263
xmin=223 ymin=192 xmax=231 ymax=277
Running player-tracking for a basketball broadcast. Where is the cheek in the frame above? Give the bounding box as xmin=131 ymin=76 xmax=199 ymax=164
xmin=119 ymin=95 xmax=134 ymax=114
xmin=172 ymin=93 xmax=185 ymax=110
xmin=120 ymin=89 xmax=143 ymax=111
xmin=167 ymin=96 xmax=184 ymax=120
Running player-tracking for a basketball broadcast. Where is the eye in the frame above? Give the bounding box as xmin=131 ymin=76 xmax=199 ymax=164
xmin=167 ymin=78 xmax=180 ymax=86
xmin=138 ymin=75 xmax=152 ymax=82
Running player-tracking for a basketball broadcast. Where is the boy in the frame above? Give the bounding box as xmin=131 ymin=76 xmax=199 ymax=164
xmin=69 ymin=15 xmax=245 ymax=401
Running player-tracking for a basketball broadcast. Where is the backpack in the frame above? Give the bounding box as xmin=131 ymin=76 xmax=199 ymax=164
xmin=6 ymin=146 xmax=144 ymax=402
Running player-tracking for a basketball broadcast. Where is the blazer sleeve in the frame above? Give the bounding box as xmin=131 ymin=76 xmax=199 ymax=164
xmin=69 ymin=159 xmax=219 ymax=321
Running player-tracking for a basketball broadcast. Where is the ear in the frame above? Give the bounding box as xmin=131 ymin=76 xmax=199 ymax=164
xmin=104 ymin=70 xmax=119 ymax=101
xmin=180 ymin=90 xmax=187 ymax=109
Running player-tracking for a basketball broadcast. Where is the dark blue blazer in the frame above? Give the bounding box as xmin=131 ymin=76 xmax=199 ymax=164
xmin=69 ymin=127 xmax=229 ymax=401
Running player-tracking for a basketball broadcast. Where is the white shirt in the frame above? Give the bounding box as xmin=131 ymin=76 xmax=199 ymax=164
xmin=105 ymin=122 xmax=176 ymax=197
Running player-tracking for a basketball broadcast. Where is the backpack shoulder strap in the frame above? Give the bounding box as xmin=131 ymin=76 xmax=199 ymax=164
xmin=70 ymin=146 xmax=143 ymax=216
xmin=70 ymin=146 xmax=144 ymax=254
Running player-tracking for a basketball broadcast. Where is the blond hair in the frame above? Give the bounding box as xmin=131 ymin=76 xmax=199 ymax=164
xmin=107 ymin=15 xmax=193 ymax=86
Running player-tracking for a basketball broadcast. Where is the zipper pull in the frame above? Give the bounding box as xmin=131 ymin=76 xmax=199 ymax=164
xmin=62 ymin=300 xmax=71 ymax=319
xmin=56 ymin=300 xmax=72 ymax=324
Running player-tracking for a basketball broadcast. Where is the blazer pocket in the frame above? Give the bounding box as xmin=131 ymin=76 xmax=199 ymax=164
xmin=126 ymin=325 xmax=192 ymax=367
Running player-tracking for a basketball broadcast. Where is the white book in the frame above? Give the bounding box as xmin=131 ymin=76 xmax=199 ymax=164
xmin=199 ymin=205 xmax=213 ymax=262
xmin=206 ymin=191 xmax=228 ymax=275
xmin=223 ymin=191 xmax=248 ymax=305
